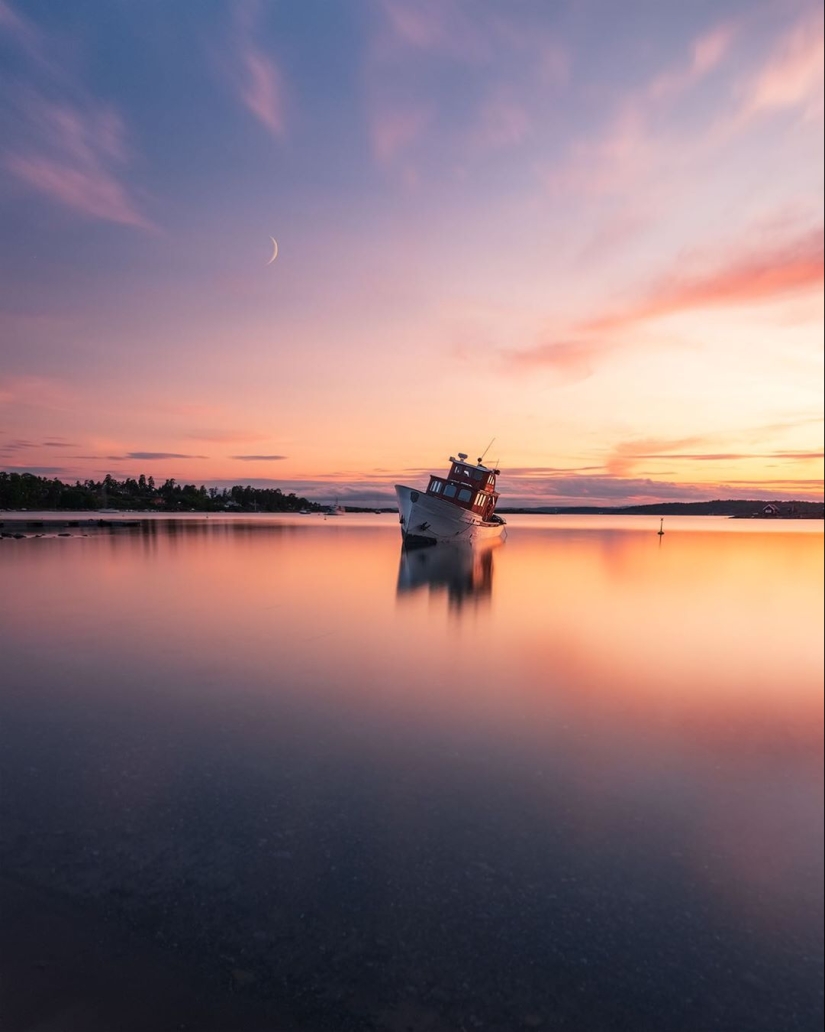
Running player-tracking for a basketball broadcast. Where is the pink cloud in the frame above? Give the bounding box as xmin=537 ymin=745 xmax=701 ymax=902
xmin=607 ymin=435 xmax=721 ymax=476
xmin=1 ymin=12 xmax=152 ymax=229
xmin=6 ymin=153 xmax=149 ymax=228
xmin=239 ymin=47 xmax=285 ymax=136
xmin=582 ymin=226 xmax=824 ymax=333
xmin=543 ymin=106 xmax=650 ymax=197
xmin=370 ymin=105 xmax=431 ymax=164
xmin=504 ymin=340 xmax=605 ymax=385
xmin=648 ymin=23 xmax=736 ymax=100
xmin=0 ymin=0 xmax=44 ymax=62
xmin=742 ymin=11 xmax=824 ymax=120
xmin=378 ymin=0 xmax=571 ymax=80
xmin=502 ymin=223 xmax=823 ymax=381
xmin=544 ymin=19 xmax=736 ymax=198
xmin=575 ymin=209 xmax=652 ymax=265
xmin=368 ymin=4 xmax=569 ymax=174
xmin=378 ymin=0 xmax=489 ymax=63
xmin=231 ymin=0 xmax=286 ymax=137
xmin=605 ymin=432 xmax=825 ymax=477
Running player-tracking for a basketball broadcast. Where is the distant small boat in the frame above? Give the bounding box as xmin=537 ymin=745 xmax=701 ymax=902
xmin=298 ymin=509 xmax=310 ymax=515
xmin=324 ymin=502 xmax=345 ymax=516
xmin=395 ymin=451 xmax=506 ymax=546
xmin=658 ymin=518 xmax=665 ymax=536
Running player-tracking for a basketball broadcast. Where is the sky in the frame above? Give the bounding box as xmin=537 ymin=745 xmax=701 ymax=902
xmin=0 ymin=0 xmax=823 ymax=506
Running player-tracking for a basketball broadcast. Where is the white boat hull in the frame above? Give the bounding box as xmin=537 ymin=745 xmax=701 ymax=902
xmin=395 ymin=485 xmax=506 ymax=545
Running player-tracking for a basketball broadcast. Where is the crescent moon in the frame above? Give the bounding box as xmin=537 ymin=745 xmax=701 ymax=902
xmin=266 ymin=236 xmax=278 ymax=265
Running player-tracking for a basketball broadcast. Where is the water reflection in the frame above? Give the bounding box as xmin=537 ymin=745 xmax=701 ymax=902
xmin=0 ymin=516 xmax=821 ymax=1032
xmin=396 ymin=540 xmax=499 ymax=609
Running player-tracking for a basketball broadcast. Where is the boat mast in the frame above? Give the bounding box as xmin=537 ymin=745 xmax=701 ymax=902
xmin=478 ymin=437 xmax=496 ymax=465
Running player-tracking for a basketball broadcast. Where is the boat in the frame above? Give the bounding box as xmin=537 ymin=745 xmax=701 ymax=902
xmin=324 ymin=502 xmax=345 ymax=516
xmin=395 ymin=452 xmax=506 ymax=546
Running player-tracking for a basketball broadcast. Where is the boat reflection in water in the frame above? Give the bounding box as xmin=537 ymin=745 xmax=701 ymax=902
xmin=396 ymin=540 xmax=501 ymax=610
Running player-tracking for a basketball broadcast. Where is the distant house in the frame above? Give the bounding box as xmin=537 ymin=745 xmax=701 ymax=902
xmin=761 ymin=503 xmax=782 ymax=517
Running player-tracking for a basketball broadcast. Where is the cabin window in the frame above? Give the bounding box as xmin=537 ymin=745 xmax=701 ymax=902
xmin=458 ymin=488 xmax=472 ymax=502
xmin=430 ymin=480 xmax=442 ymax=493
xmin=475 ymin=492 xmax=485 ymax=507
xmin=487 ymin=475 xmax=494 ymax=485
xmin=443 ymin=483 xmax=457 ymax=498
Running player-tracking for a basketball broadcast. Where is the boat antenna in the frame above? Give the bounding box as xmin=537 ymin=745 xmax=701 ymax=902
xmin=478 ymin=437 xmax=496 ymax=465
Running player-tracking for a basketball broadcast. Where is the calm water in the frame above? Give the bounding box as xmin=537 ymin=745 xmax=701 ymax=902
xmin=1 ymin=515 xmax=822 ymax=1031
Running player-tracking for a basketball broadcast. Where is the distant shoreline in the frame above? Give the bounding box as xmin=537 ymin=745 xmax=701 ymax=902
xmin=2 ymin=472 xmax=822 ymax=519
xmin=2 ymin=500 xmax=823 ymax=523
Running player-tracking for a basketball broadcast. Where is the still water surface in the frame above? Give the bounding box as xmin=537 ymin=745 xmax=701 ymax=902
xmin=1 ymin=515 xmax=822 ymax=1031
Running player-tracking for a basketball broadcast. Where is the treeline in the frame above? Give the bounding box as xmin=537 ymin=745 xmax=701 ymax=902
xmin=0 ymin=472 xmax=320 ymax=513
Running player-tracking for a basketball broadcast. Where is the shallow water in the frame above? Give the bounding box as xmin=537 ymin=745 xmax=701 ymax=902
xmin=1 ymin=515 xmax=823 ymax=1031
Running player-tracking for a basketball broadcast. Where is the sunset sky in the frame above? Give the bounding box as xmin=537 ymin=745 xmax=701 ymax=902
xmin=1 ymin=0 xmax=822 ymax=506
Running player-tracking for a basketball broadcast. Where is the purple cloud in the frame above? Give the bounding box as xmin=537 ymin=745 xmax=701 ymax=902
xmin=231 ymin=454 xmax=288 ymax=461
xmin=109 ymin=452 xmax=209 ymax=461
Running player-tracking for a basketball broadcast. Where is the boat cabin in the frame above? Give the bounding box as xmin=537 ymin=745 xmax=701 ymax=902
xmin=426 ymin=453 xmax=500 ymax=521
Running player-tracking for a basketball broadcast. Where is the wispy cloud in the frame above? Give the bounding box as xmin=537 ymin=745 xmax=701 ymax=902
xmin=544 ymin=19 xmax=736 ymax=198
xmin=6 ymin=146 xmax=150 ymax=229
xmin=741 ymin=9 xmax=824 ymax=121
xmin=231 ymin=454 xmax=287 ymax=461
xmin=504 ymin=340 xmax=606 ymax=385
xmin=229 ymin=0 xmax=286 ymax=137
xmin=503 ymin=474 xmax=715 ymax=504
xmin=368 ymin=0 xmax=568 ymax=174
xmin=0 ymin=438 xmax=36 ymax=453
xmin=542 ymin=105 xmax=652 ymax=198
xmin=107 ymin=452 xmax=209 ymax=461
xmin=377 ymin=0 xmax=489 ymax=63
xmin=1 ymin=465 xmax=69 ymax=475
xmin=497 ymin=469 xmax=824 ymax=505
xmin=370 ymin=104 xmax=432 ymax=165
xmin=648 ymin=23 xmax=736 ymax=101
xmin=0 ymin=2 xmax=153 ymax=228
xmin=376 ymin=0 xmax=569 ymax=74
xmin=582 ymin=225 xmax=824 ymax=333
xmin=194 ymin=464 xmax=824 ymax=506
xmin=501 ymin=221 xmax=823 ymax=379
xmin=0 ymin=437 xmax=77 ymax=455
xmin=605 ymin=433 xmax=825 ymax=476
xmin=0 ymin=0 xmax=41 ymax=58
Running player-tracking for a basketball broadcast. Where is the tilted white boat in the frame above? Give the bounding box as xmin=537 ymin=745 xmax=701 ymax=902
xmin=395 ymin=452 xmax=506 ymax=546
